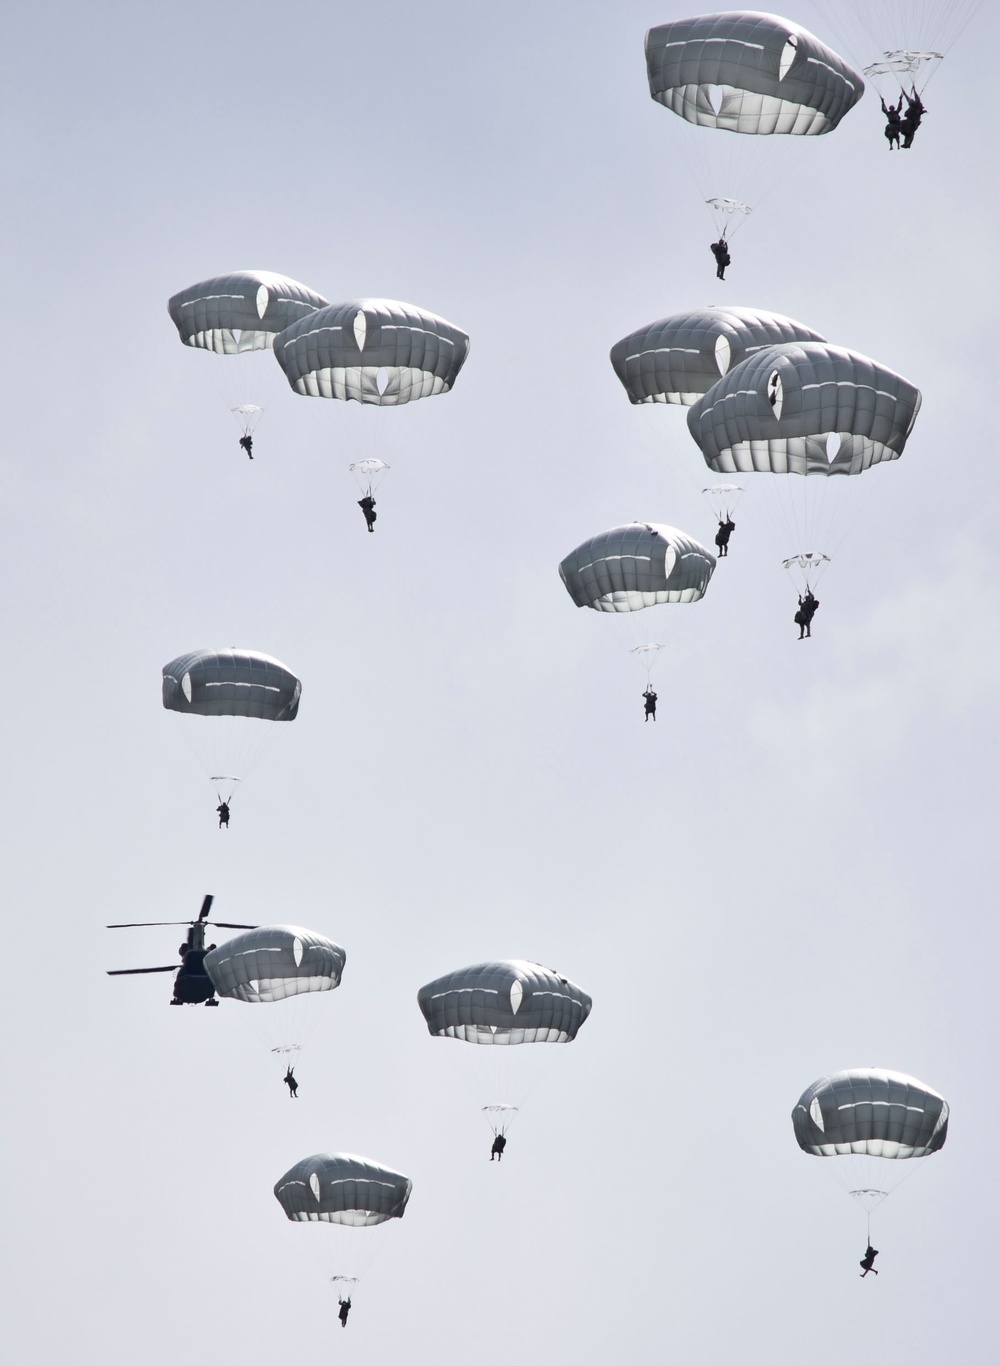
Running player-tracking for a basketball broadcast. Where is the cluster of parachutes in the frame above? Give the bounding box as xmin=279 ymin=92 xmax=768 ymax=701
xmin=167 ymin=270 xmax=469 ymax=492
xmin=560 ymin=12 xmax=951 ymax=1252
xmin=161 ymin=270 xmax=599 ymax=1305
xmin=205 ymin=950 xmax=593 ymax=1289
xmin=609 ymin=303 xmax=921 ymax=593
xmin=202 ymin=924 xmax=952 ymax=1274
xmin=556 ymin=296 xmax=923 ymax=686
xmin=148 ymin=9 xmax=975 ymax=1308
xmin=557 ymin=8 xmax=921 ymax=687
xmin=643 ymin=8 xmax=973 ymax=249
xmin=171 ymin=899 xmax=954 ymax=1276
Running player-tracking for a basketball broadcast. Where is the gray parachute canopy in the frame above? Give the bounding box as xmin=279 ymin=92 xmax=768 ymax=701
xmin=418 ymin=960 xmax=592 ymax=1044
xmin=793 ymin=1069 xmax=949 ymax=1158
xmin=646 ymin=12 xmax=864 ymax=135
xmin=611 ymin=306 xmax=826 ymax=405
xmin=204 ymin=926 xmax=345 ymax=1004
xmin=167 ymin=271 xmax=329 ymax=354
xmin=274 ymin=1153 xmax=412 ymax=1225
xmin=162 ymin=649 xmax=301 ymax=721
xmin=273 ymin=298 xmax=470 ymax=405
xmin=559 ymin=523 xmax=716 ymax=612
xmin=687 ymin=342 xmax=922 ymax=476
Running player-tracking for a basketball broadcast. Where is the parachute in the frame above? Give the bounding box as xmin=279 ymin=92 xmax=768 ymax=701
xmin=559 ymin=523 xmax=715 ymax=684
xmin=705 ymin=196 xmax=750 ymax=214
xmin=629 ymin=641 xmax=665 ymax=686
xmin=161 ymin=648 xmax=301 ymax=805
xmin=274 ymin=298 xmax=469 ymax=404
xmin=703 ymin=483 xmax=743 ymax=522
xmin=610 ymin=308 xmax=825 ymax=555
xmin=275 ymin=1152 xmax=412 ymax=1225
xmin=687 ymin=341 xmax=921 ymax=586
xmin=645 ymin=13 xmax=863 ymax=247
xmin=418 ymin=960 xmax=592 ymax=1042
xmin=687 ymin=341 xmax=922 ymax=475
xmin=793 ymin=1069 xmax=949 ymax=1159
xmin=864 ymin=50 xmax=942 ymax=83
xmin=162 ymin=649 xmax=301 ymax=720
xmin=417 ymin=960 xmax=592 ymax=1134
xmin=206 ymin=926 xmax=345 ymax=1077
xmin=782 ymin=552 xmax=829 ymax=574
xmin=349 ymin=458 xmax=390 ymax=497
xmin=168 ymin=272 xmax=330 ymax=353
xmin=793 ymin=1068 xmax=949 ymax=1221
xmin=274 ymin=1152 xmax=412 ymax=1291
xmin=167 ymin=271 xmax=328 ymax=438
xmin=646 ymin=12 xmax=865 ymax=135
xmin=781 ymin=551 xmax=830 ymax=594
xmin=273 ymin=297 xmax=469 ymax=493
xmin=644 ymin=12 xmax=863 ymax=251
xmin=704 ymin=195 xmax=751 ymax=238
xmin=611 ymin=306 xmax=826 ymax=406
xmin=205 ymin=926 xmax=344 ymax=1003
xmin=559 ymin=523 xmax=715 ymax=611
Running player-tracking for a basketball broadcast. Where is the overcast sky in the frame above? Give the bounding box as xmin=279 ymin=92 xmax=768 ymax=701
xmin=3 ymin=2 xmax=999 ymax=1362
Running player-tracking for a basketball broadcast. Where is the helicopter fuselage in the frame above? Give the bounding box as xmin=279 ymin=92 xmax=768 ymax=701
xmin=171 ymin=949 xmax=219 ymax=1004
xmin=171 ymin=920 xmax=219 ymax=1004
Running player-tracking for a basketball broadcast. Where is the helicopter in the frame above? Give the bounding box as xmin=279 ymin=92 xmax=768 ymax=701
xmin=106 ymin=894 xmax=257 ymax=1006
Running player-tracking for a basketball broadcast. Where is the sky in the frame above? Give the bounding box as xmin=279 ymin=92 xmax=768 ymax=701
xmin=2 ymin=2 xmax=999 ymax=1362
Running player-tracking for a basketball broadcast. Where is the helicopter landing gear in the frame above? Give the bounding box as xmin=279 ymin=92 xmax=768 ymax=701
xmin=205 ymin=998 xmax=220 ymax=1007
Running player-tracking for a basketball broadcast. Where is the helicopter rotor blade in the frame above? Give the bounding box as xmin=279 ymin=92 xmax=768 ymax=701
xmin=198 ymin=895 xmax=215 ymax=922
xmin=106 ymin=966 xmax=177 ymax=975
xmin=106 ymin=921 xmax=197 ymax=929
xmin=107 ymin=919 xmax=257 ymax=930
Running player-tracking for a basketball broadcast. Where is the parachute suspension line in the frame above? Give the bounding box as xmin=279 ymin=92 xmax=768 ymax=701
xmin=322 ymin=390 xmax=405 ymax=482
xmin=629 ymin=642 xmax=664 ymax=687
xmin=812 ymin=0 xmax=984 ymax=96
xmin=205 ymin=346 xmax=272 ymax=433
xmin=169 ymin=709 xmax=291 ymax=809
xmin=232 ymin=404 xmax=264 ymax=438
xmin=481 ymin=1102 xmax=518 ymax=1138
xmin=295 ymin=1218 xmax=393 ymax=1297
xmin=704 ymin=200 xmax=754 ymax=243
xmin=668 ymin=115 xmax=813 ymax=233
xmin=702 ymin=484 xmax=744 ymax=537
xmin=752 ymin=465 xmax=866 ymax=596
xmin=213 ymin=776 xmax=241 ymax=804
xmin=789 ymin=466 xmax=886 ymax=595
xmin=237 ymin=992 xmax=335 ymax=1076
